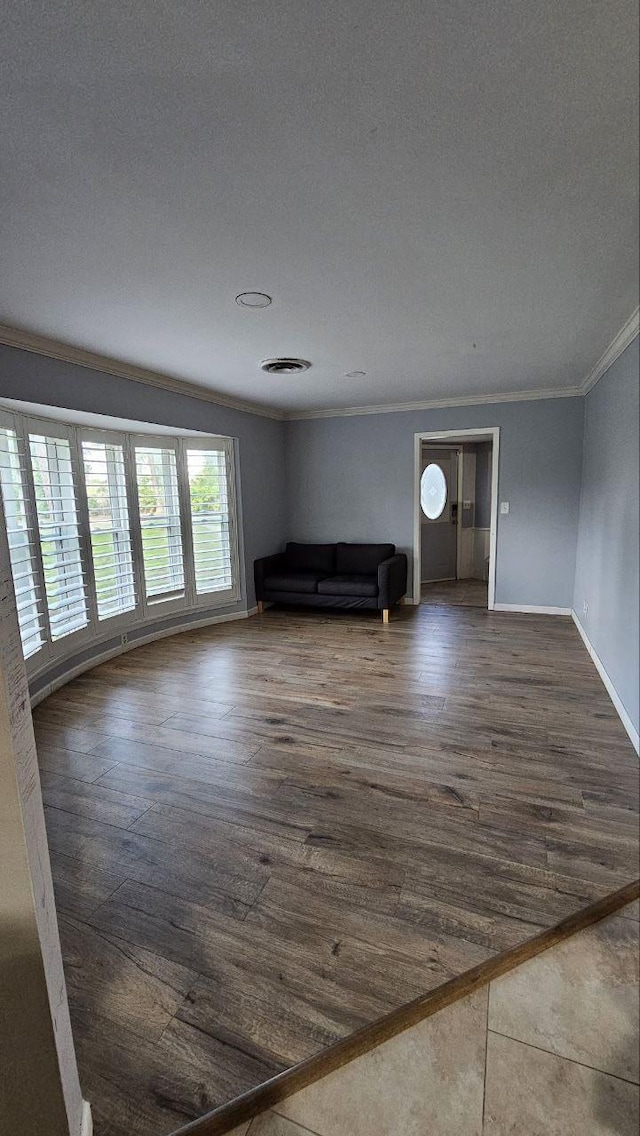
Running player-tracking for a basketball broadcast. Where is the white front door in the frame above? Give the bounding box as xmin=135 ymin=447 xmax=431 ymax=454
xmin=420 ymin=448 xmax=458 ymax=582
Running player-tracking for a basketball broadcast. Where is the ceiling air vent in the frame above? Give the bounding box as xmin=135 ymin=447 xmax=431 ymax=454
xmin=260 ymin=358 xmax=311 ymax=375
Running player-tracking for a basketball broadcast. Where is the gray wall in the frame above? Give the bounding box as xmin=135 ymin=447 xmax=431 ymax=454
xmin=2 ymin=338 xmax=636 ymax=734
xmin=0 ymin=345 xmax=287 ymax=608
xmin=285 ymin=397 xmax=585 ymax=608
xmin=475 ymin=441 xmax=493 ymax=528
xmin=573 ymin=337 xmax=639 ymax=735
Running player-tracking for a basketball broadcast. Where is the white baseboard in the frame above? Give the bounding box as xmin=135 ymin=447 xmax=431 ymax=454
xmin=494 ymin=603 xmax=572 ymax=616
xmin=80 ymin=1101 xmax=93 ymax=1136
xmin=30 ymin=606 xmax=258 ymax=709
xmin=571 ymin=612 xmax=639 ymax=754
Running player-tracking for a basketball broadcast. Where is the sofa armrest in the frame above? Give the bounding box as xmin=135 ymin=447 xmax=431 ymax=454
xmin=254 ymin=553 xmax=286 ymax=599
xmin=377 ymin=553 xmax=408 ymax=609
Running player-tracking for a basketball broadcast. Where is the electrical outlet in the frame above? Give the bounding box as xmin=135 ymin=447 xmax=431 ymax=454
xmin=500 ymin=501 xmax=510 ymax=515
xmin=583 ymin=600 xmax=589 ymax=616
xmin=121 ymin=632 xmax=128 ymax=646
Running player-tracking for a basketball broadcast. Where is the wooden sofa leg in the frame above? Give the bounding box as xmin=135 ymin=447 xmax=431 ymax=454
xmin=257 ymin=601 xmax=264 ymax=614
xmin=382 ymin=608 xmax=390 ymax=624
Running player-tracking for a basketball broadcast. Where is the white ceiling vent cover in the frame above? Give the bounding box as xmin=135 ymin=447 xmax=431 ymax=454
xmin=260 ymin=358 xmax=311 ymax=375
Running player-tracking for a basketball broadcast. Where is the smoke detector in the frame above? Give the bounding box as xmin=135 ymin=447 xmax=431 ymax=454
xmin=260 ymin=358 xmax=312 ymax=375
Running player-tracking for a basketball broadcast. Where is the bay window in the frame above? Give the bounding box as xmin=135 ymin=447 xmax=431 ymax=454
xmin=0 ymin=407 xmax=241 ymax=676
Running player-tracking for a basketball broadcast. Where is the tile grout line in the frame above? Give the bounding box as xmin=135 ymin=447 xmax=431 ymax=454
xmin=267 ymin=1110 xmax=326 ymax=1136
xmin=481 ymin=982 xmax=491 ymax=1133
xmin=486 ymin=1029 xmax=640 ymax=1086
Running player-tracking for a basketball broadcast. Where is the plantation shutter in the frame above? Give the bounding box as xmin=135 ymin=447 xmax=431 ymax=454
xmin=29 ymin=429 xmax=89 ymax=641
xmin=0 ymin=408 xmax=241 ymax=670
xmin=134 ymin=444 xmax=185 ymax=601
xmin=186 ymin=444 xmax=235 ymax=595
xmin=0 ymin=424 xmax=46 ymax=658
xmin=81 ymin=437 xmax=137 ymax=620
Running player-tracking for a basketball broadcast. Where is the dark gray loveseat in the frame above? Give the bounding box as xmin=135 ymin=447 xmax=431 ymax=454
xmin=254 ymin=542 xmax=407 ymax=622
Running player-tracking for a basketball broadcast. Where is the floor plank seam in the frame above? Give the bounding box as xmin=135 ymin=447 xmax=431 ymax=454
xmin=243 ymin=877 xmax=273 ymax=921
xmin=125 ymin=803 xmax=157 ymax=830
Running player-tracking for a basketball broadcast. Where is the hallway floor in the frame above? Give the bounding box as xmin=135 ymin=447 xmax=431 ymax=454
xmin=34 ymin=603 xmax=639 ymax=1136
xmin=421 ymin=579 xmax=488 ymax=607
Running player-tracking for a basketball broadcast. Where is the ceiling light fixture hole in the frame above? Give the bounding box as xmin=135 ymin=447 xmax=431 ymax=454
xmin=236 ymin=292 xmax=272 ymax=308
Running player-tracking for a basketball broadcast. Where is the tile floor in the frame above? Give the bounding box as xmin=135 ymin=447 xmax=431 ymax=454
xmin=237 ymin=900 xmax=639 ymax=1136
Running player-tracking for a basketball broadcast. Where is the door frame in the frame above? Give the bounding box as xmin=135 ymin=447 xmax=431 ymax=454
xmin=413 ymin=427 xmax=500 ymax=609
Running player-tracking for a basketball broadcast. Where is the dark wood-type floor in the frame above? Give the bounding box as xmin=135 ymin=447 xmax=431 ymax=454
xmin=421 ymin=579 xmax=488 ymax=607
xmin=34 ymin=603 xmax=639 ymax=1136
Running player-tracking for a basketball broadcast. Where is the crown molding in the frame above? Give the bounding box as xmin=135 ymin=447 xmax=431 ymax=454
xmin=285 ymin=385 xmax=583 ymax=421
xmin=0 ymin=323 xmax=285 ymax=421
xmin=284 ymin=306 xmax=639 ymax=420
xmin=2 ymin=309 xmax=637 ymax=426
xmin=580 ymin=307 xmax=639 ymax=395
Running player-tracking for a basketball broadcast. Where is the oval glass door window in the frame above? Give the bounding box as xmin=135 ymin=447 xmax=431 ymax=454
xmin=420 ymin=463 xmax=447 ymax=520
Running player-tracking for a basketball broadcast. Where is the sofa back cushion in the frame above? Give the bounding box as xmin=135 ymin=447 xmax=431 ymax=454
xmin=336 ymin=542 xmax=395 ymax=575
xmin=285 ymin=542 xmax=336 ymax=574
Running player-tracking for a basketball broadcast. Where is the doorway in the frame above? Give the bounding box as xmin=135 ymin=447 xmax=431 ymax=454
xmin=420 ymin=445 xmax=460 ymax=584
xmin=413 ymin=428 xmax=500 ymax=610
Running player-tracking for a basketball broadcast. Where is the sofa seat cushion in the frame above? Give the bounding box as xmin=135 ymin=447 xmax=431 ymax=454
xmin=264 ymin=572 xmax=324 ymax=594
xmin=336 ymin=542 xmax=395 ymax=575
xmin=317 ymin=574 xmax=379 ymax=598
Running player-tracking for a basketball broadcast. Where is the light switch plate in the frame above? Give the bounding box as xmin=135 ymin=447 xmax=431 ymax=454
xmin=500 ymin=501 xmax=510 ymax=515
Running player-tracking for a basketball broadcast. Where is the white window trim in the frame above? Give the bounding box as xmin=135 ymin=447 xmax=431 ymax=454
xmin=0 ymin=407 xmax=242 ymax=680
xmin=81 ymin=428 xmax=138 ymax=630
xmin=183 ymin=434 xmax=241 ymax=608
xmin=132 ymin=434 xmax=188 ymax=618
xmin=0 ymin=408 xmax=48 ymax=661
xmin=26 ymin=413 xmax=96 ymax=662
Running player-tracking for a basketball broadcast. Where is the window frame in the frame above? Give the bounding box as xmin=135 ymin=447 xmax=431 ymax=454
xmin=0 ymin=406 xmax=243 ymax=680
xmin=81 ymin=428 xmax=138 ymax=631
xmin=420 ymin=461 xmax=449 ymax=521
xmin=182 ymin=435 xmax=241 ymax=607
xmin=132 ymin=434 xmax=189 ymax=617
xmin=25 ymin=414 xmax=96 ymax=660
xmin=0 ymin=408 xmax=49 ymax=664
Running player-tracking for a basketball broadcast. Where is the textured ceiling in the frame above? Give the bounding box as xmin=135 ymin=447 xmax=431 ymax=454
xmin=0 ymin=0 xmax=638 ymax=413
